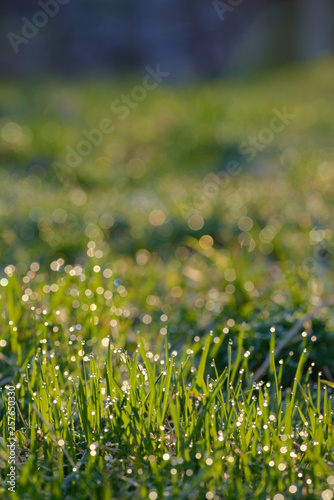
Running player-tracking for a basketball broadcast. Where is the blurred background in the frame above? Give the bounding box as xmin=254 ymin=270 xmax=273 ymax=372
xmin=1 ymin=0 xmax=334 ymax=79
xmin=0 ymin=0 xmax=334 ymax=371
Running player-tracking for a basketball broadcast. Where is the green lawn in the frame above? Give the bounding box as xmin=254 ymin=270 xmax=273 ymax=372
xmin=0 ymin=60 xmax=334 ymax=499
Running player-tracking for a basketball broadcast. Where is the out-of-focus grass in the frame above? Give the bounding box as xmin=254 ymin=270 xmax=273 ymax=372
xmin=0 ymin=60 xmax=334 ymax=499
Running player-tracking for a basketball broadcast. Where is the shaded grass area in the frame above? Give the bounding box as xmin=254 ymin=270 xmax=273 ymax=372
xmin=0 ymin=61 xmax=334 ymax=498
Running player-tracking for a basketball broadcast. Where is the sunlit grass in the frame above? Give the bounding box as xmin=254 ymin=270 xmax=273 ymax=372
xmin=0 ymin=61 xmax=334 ymax=498
xmin=0 ymin=262 xmax=333 ymax=499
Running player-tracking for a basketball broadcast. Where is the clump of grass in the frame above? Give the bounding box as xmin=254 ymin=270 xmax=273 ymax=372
xmin=0 ymin=289 xmax=333 ymax=499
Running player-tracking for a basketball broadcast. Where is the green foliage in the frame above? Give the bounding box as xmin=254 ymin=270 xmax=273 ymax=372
xmin=0 ymin=61 xmax=334 ymax=498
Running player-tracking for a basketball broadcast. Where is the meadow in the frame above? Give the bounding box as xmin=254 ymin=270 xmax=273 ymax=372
xmin=0 ymin=60 xmax=334 ymax=499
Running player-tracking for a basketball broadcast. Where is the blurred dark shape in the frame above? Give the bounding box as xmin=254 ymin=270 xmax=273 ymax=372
xmin=1 ymin=0 xmax=334 ymax=80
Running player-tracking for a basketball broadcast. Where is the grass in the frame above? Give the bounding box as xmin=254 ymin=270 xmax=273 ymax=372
xmin=0 ymin=60 xmax=334 ymax=499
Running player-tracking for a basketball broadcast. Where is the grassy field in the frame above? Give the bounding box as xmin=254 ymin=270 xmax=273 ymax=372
xmin=0 ymin=60 xmax=334 ymax=499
